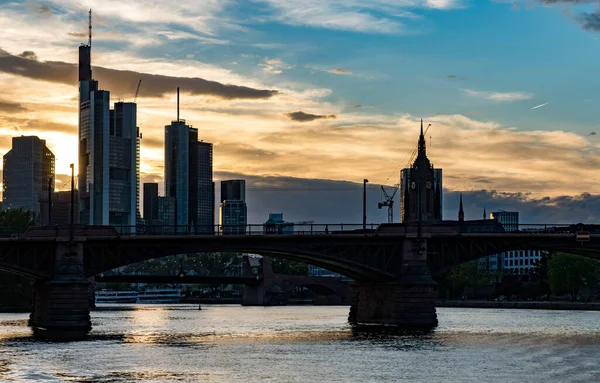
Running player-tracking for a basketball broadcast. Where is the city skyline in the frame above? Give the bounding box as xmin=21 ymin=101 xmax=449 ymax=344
xmin=0 ymin=1 xmax=599 ymax=223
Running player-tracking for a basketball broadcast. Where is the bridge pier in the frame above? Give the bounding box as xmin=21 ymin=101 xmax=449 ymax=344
xmin=29 ymin=240 xmax=91 ymax=340
xmin=349 ymin=239 xmax=437 ymax=329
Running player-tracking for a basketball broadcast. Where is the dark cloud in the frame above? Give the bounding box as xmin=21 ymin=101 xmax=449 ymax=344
xmin=0 ymin=48 xmax=278 ymax=100
xmin=68 ymin=32 xmax=88 ymax=38
xmin=0 ymin=101 xmax=27 ymax=113
xmin=446 ymin=190 xmax=600 ymax=224
xmin=139 ymin=172 xmax=600 ymax=225
xmin=286 ymin=111 xmax=336 ymax=122
xmin=18 ymin=51 xmax=38 ymax=60
xmin=29 ymin=3 xmax=52 ymax=15
xmin=579 ymin=11 xmax=600 ymax=32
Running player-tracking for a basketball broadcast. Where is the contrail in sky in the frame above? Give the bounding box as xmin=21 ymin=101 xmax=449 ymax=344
xmin=531 ymin=102 xmax=550 ymax=110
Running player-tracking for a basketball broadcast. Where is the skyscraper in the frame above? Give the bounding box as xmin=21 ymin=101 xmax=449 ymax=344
xmin=143 ymin=183 xmax=158 ymax=221
xmin=219 ymin=180 xmax=247 ymax=235
xmin=77 ymin=11 xmax=140 ymax=230
xmin=165 ymin=88 xmax=214 ymax=234
xmin=108 ymin=102 xmax=140 ymax=230
xmin=221 ymin=180 xmax=245 ymax=203
xmin=2 ymin=136 xmax=55 ymax=224
xmin=400 ymin=120 xmax=443 ymax=223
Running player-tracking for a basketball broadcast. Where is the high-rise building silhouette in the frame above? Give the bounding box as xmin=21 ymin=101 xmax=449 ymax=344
xmin=3 ymin=136 xmax=55 ymax=224
xmin=219 ymin=180 xmax=247 ymax=235
xmin=77 ymin=11 xmax=140 ymax=231
xmin=221 ymin=180 xmax=245 ymax=203
xmin=165 ymin=88 xmax=214 ymax=233
xmin=400 ymin=120 xmax=442 ymax=223
xmin=143 ymin=183 xmax=158 ymax=221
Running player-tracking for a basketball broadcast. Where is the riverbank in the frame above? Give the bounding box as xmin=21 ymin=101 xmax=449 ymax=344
xmin=437 ymin=300 xmax=600 ymax=311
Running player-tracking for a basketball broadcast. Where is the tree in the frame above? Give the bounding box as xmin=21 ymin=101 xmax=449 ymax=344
xmin=270 ymin=257 xmax=309 ymax=275
xmin=0 ymin=208 xmax=36 ymax=236
xmin=0 ymin=208 xmax=37 ymax=309
xmin=548 ymin=252 xmax=600 ymax=301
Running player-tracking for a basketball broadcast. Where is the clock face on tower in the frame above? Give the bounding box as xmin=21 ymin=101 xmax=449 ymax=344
xmin=426 ymin=181 xmax=432 ymax=189
xmin=410 ymin=182 xmax=416 ymax=190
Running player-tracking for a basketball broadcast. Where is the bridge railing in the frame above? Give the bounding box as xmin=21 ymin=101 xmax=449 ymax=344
xmin=3 ymin=223 xmax=599 ymax=238
xmin=131 ymin=223 xmax=376 ymax=236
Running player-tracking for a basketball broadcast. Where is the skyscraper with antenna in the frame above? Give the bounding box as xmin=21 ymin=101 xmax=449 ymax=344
xmin=164 ymin=88 xmax=214 ymax=234
xmin=77 ymin=9 xmax=141 ymax=231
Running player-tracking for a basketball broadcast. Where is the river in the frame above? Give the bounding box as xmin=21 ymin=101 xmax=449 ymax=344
xmin=0 ymin=305 xmax=599 ymax=382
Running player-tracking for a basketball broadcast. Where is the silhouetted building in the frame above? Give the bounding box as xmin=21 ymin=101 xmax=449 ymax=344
xmin=77 ymin=21 xmax=140 ymax=232
xmin=108 ymin=102 xmax=140 ymax=231
xmin=264 ymin=213 xmax=294 ymax=234
xmin=219 ymin=180 xmax=247 ymax=235
xmin=51 ymin=190 xmax=78 ymax=225
xmin=165 ymin=92 xmax=214 ymax=234
xmin=3 ymin=136 xmax=55 ymax=224
xmin=143 ymin=183 xmax=158 ymax=221
xmin=400 ymin=120 xmax=442 ymax=223
xmin=158 ymin=196 xmax=176 ymax=234
xmin=491 ymin=211 xmax=519 ymax=232
xmin=221 ymin=180 xmax=245 ymax=203
xmin=220 ymin=200 xmax=247 ymax=235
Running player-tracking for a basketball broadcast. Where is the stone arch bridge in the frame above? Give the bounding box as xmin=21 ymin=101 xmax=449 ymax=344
xmin=0 ymin=223 xmax=598 ymax=339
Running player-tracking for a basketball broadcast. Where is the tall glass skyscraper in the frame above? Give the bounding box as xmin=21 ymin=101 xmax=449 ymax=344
xmin=165 ymin=98 xmax=214 ymax=234
xmin=77 ymin=17 xmax=140 ymax=230
xmin=2 ymin=136 xmax=55 ymax=224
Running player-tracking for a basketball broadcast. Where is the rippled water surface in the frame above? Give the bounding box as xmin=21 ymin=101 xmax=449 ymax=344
xmin=0 ymin=305 xmax=599 ymax=382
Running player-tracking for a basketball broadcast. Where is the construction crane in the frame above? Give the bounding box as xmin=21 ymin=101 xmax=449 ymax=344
xmin=133 ymin=79 xmax=142 ymax=103
xmin=378 ymin=185 xmax=398 ymax=223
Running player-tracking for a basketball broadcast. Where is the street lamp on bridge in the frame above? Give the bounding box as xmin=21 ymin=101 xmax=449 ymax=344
xmin=363 ymin=179 xmax=369 ymax=231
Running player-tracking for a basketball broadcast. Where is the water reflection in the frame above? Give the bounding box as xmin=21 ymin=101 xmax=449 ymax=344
xmin=0 ymin=306 xmax=599 ymax=382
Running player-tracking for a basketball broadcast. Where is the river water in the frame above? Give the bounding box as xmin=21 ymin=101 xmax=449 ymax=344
xmin=0 ymin=305 xmax=599 ymax=382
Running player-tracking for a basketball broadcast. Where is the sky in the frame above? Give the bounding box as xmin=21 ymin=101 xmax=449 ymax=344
xmin=0 ymin=0 xmax=599 ymax=224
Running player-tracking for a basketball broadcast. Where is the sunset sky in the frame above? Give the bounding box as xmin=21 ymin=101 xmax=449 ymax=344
xmin=0 ymin=0 xmax=599 ymax=223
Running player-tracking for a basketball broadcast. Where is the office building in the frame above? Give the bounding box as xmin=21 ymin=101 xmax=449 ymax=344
xmin=157 ymin=196 xmax=176 ymax=234
xmin=400 ymin=121 xmax=442 ymax=223
xmin=491 ymin=211 xmax=519 ymax=232
xmin=221 ymin=180 xmax=245 ymax=203
xmin=2 ymin=136 xmax=55 ymax=224
xmin=51 ymin=190 xmax=78 ymax=225
xmin=165 ymin=89 xmax=214 ymax=234
xmin=264 ymin=213 xmax=294 ymax=234
xmin=77 ymin=15 xmax=140 ymax=231
xmin=219 ymin=179 xmax=247 ymax=235
xmin=143 ymin=183 xmax=159 ymax=221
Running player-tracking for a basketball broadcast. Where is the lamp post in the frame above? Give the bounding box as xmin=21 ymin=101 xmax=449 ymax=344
xmin=48 ymin=176 xmax=53 ymax=226
xmin=363 ymin=178 xmax=369 ymax=231
xmin=70 ymin=163 xmax=74 ymax=241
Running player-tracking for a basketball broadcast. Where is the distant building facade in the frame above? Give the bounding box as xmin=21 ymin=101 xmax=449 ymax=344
xmin=478 ymin=210 xmax=541 ymax=274
xmin=3 ymin=136 xmax=55 ymax=224
xmin=219 ymin=180 xmax=247 ymax=235
xmin=491 ymin=211 xmax=519 ymax=232
xmin=264 ymin=213 xmax=294 ymax=234
xmin=51 ymin=190 xmax=78 ymax=225
xmin=400 ymin=121 xmax=442 ymax=223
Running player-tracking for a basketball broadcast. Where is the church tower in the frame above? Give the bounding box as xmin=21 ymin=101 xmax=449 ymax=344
xmin=400 ymin=120 xmax=443 ymax=223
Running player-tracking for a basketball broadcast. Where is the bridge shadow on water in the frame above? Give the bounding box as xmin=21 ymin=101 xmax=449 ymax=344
xmin=349 ymin=324 xmax=443 ymax=351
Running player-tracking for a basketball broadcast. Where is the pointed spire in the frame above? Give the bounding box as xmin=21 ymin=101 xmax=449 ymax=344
xmin=458 ymin=193 xmax=464 ymax=222
xmin=483 ymin=206 xmax=487 ymax=220
xmin=418 ymin=119 xmax=426 ymax=156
